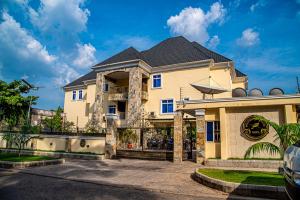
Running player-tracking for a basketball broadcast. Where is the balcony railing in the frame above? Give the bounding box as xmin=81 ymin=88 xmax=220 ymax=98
xmin=108 ymin=86 xmax=148 ymax=101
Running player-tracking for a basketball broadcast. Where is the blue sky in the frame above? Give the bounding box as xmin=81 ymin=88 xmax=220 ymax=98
xmin=0 ymin=0 xmax=300 ymax=109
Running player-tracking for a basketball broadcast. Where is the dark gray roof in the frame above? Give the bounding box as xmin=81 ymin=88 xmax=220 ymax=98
xmin=65 ymin=36 xmax=246 ymax=87
xmin=98 ymin=47 xmax=144 ymax=66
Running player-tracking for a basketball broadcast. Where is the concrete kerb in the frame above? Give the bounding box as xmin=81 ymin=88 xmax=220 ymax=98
xmin=192 ymin=168 xmax=287 ymax=200
xmin=0 ymin=149 xmax=105 ymax=160
xmin=0 ymin=159 xmax=65 ymax=169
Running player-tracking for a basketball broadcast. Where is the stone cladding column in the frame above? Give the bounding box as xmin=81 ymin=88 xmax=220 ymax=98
xmin=127 ymin=67 xmax=142 ymax=128
xmin=195 ymin=109 xmax=206 ymax=164
xmin=173 ymin=111 xmax=183 ymax=163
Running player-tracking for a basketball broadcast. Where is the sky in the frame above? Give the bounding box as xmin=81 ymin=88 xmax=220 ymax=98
xmin=0 ymin=0 xmax=300 ymax=110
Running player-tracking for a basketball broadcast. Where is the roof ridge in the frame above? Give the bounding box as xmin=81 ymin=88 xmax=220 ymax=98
xmin=191 ymin=41 xmax=231 ymax=62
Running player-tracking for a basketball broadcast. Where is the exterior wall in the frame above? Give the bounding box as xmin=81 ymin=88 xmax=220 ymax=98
xmin=0 ymin=134 xmax=105 ymax=155
xmin=64 ymin=87 xmax=89 ymax=128
xmin=145 ymin=66 xmax=211 ymax=119
xmin=225 ymin=106 xmax=284 ymax=159
xmin=209 ymin=67 xmax=233 ymax=99
xmin=232 ymin=81 xmax=246 ymax=89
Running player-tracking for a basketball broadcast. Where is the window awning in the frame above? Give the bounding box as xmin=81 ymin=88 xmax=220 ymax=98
xmin=190 ymin=83 xmax=228 ymax=94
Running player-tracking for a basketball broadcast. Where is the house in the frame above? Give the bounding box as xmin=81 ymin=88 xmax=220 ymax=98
xmin=64 ymin=36 xmax=247 ymax=129
xmin=63 ymin=36 xmax=299 ymax=162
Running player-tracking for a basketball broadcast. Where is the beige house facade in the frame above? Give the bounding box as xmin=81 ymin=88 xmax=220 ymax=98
xmin=64 ymin=36 xmax=300 ymax=162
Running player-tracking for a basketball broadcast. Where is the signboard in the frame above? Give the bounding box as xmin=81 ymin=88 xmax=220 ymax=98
xmin=240 ymin=115 xmax=269 ymax=141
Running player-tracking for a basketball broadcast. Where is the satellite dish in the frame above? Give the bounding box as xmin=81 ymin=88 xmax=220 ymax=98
xmin=269 ymin=88 xmax=284 ymax=96
xmin=249 ymin=88 xmax=263 ymax=97
xmin=232 ymin=88 xmax=247 ymax=97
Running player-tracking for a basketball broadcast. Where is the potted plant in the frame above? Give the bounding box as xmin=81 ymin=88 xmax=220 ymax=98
xmin=119 ymin=129 xmax=138 ymax=149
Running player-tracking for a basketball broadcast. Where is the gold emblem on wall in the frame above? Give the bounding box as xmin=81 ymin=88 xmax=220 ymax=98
xmin=240 ymin=115 xmax=269 ymax=141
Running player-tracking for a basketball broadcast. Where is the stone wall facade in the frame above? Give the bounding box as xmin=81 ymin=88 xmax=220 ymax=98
xmin=127 ymin=67 xmax=143 ymax=128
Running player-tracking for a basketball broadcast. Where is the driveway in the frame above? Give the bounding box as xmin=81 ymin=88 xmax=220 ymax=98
xmin=0 ymin=159 xmax=267 ymax=199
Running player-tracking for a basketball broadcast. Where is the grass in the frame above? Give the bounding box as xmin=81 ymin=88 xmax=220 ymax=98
xmin=198 ymin=168 xmax=284 ymax=186
xmin=0 ymin=153 xmax=54 ymax=162
xmin=228 ymin=157 xmax=281 ymax=161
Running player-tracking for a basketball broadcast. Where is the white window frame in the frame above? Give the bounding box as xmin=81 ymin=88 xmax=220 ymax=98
xmin=72 ymin=90 xmax=76 ymax=101
xmin=160 ymin=98 xmax=174 ymax=115
xmin=206 ymin=121 xmax=220 ymax=143
xmin=78 ymin=90 xmax=83 ymax=100
xmin=206 ymin=121 xmax=214 ymax=143
xmin=108 ymin=105 xmax=116 ymax=114
xmin=152 ymin=73 xmax=162 ymax=89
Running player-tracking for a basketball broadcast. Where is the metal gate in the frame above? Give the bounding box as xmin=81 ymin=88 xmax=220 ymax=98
xmin=183 ymin=126 xmax=196 ymax=161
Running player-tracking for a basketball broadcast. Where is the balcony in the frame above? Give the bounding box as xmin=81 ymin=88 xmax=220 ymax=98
xmin=108 ymin=86 xmax=128 ymax=101
xmin=108 ymin=85 xmax=148 ymax=101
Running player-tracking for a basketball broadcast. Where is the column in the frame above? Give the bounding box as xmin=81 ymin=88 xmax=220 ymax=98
xmin=105 ymin=117 xmax=117 ymax=158
xmin=284 ymin=105 xmax=297 ymax=123
xmin=92 ymin=72 xmax=105 ymax=128
xmin=219 ymin=107 xmax=228 ymax=160
xmin=173 ymin=111 xmax=183 ymax=163
xmin=195 ymin=109 xmax=205 ymax=164
xmin=127 ymin=67 xmax=142 ymax=128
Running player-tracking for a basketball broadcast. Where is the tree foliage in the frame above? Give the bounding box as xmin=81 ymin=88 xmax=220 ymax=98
xmin=244 ymin=115 xmax=300 ymax=159
xmin=0 ymin=80 xmax=38 ymax=129
xmin=42 ymin=107 xmax=74 ymax=132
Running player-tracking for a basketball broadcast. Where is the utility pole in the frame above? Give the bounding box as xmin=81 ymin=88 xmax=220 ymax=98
xmin=297 ymin=76 xmax=300 ymax=94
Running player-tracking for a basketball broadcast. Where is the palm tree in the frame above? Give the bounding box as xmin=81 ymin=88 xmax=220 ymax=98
xmin=244 ymin=115 xmax=300 ymax=159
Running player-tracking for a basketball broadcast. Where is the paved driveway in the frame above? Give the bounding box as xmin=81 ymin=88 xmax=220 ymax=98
xmin=0 ymin=159 xmax=268 ymax=200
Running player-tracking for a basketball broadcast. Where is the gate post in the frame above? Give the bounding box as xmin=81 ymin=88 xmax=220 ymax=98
xmin=105 ymin=116 xmax=117 ymax=159
xmin=195 ymin=109 xmax=206 ymax=164
xmin=173 ymin=111 xmax=183 ymax=163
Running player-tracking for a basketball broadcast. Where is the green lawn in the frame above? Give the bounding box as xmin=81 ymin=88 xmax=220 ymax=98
xmin=0 ymin=153 xmax=54 ymax=162
xmin=198 ymin=168 xmax=284 ymax=186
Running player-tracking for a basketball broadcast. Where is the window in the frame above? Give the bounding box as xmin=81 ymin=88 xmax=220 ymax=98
xmin=72 ymin=90 xmax=76 ymax=100
xmin=108 ymin=105 xmax=116 ymax=114
xmin=206 ymin=121 xmax=221 ymax=142
xmin=152 ymin=74 xmax=161 ymax=88
xmin=78 ymin=90 xmax=83 ymax=100
xmin=103 ymin=83 xmax=109 ymax=92
xmin=161 ymin=99 xmax=174 ymax=114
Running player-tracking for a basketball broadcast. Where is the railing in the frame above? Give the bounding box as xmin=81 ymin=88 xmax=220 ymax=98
xmin=108 ymin=86 xmax=128 ymax=101
xmin=116 ymin=127 xmax=174 ymax=151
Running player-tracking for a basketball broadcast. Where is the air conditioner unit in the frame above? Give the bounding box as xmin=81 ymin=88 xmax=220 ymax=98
xmin=149 ymin=112 xmax=156 ymax=118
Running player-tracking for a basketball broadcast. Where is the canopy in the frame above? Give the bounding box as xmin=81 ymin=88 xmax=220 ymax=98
xmin=190 ymin=83 xmax=228 ymax=94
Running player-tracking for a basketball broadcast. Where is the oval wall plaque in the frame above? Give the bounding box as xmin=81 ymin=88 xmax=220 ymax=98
xmin=240 ymin=115 xmax=269 ymax=141
xmin=80 ymin=139 xmax=86 ymax=147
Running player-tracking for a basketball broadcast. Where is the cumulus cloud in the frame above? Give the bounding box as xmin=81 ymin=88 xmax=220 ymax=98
xmin=236 ymin=28 xmax=260 ymax=47
xmin=0 ymin=11 xmax=56 ymax=72
xmin=207 ymin=35 xmax=220 ymax=49
xmin=250 ymin=0 xmax=267 ymax=12
xmin=73 ymin=43 xmax=96 ymax=68
xmin=0 ymin=11 xmax=79 ymax=86
xmin=29 ymin=0 xmax=90 ymax=49
xmin=167 ymin=2 xmax=226 ymax=44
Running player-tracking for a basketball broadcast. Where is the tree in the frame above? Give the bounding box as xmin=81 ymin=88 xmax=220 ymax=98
xmin=42 ymin=107 xmax=63 ymax=132
xmin=2 ymin=124 xmax=40 ymax=156
xmin=42 ymin=107 xmax=74 ymax=132
xmin=244 ymin=116 xmax=300 ymax=159
xmin=0 ymin=80 xmax=38 ymax=130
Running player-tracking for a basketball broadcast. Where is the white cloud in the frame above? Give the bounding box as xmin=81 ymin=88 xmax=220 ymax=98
xmin=122 ymin=36 xmax=154 ymax=51
xmin=0 ymin=11 xmax=79 ymax=86
xmin=207 ymin=35 xmax=220 ymax=49
xmin=54 ymin=63 xmax=80 ymax=86
xmin=29 ymin=0 xmax=90 ymax=49
xmin=250 ymin=0 xmax=266 ymax=12
xmin=236 ymin=28 xmax=260 ymax=47
xmin=167 ymin=2 xmax=226 ymax=44
xmin=73 ymin=43 xmax=96 ymax=68
xmin=0 ymin=11 xmax=56 ymax=65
